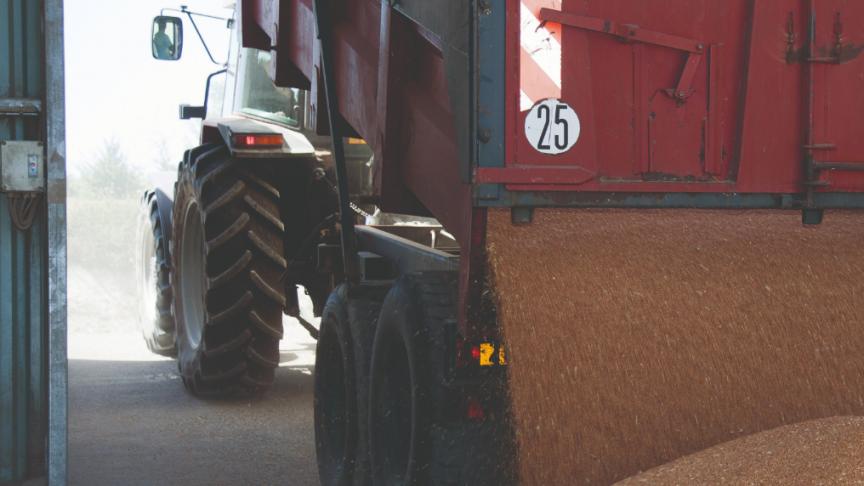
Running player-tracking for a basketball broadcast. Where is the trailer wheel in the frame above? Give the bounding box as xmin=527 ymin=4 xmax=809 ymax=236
xmin=346 ymin=285 xmax=389 ymax=484
xmin=314 ymin=286 xmax=355 ymax=486
xmin=368 ymin=273 xmax=515 ymax=486
xmin=172 ymin=145 xmax=287 ymax=397
xmin=136 ymin=190 xmax=176 ymax=357
xmin=315 ymin=284 xmax=389 ymax=485
xmin=368 ymin=273 xmax=454 ymax=485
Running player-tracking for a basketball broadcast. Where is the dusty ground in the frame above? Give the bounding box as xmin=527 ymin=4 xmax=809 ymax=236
xmin=68 ymin=265 xmax=321 ymax=486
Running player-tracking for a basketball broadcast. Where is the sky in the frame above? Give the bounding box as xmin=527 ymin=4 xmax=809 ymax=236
xmin=64 ymin=0 xmax=234 ymax=177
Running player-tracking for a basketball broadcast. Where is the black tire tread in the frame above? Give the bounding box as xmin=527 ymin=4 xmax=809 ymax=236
xmin=203 ymin=329 xmax=252 ymax=358
xmin=244 ymin=194 xmax=285 ymax=231
xmin=204 ymin=179 xmax=245 ymax=215
xmin=172 ymin=145 xmax=286 ymax=397
xmin=347 ymin=285 xmax=390 ymax=486
xmin=139 ymin=190 xmax=176 ymax=357
xmin=208 ymin=251 xmax=253 ymax=289
xmin=240 ymin=168 xmax=281 ymax=198
xmin=248 ymin=230 xmax=288 ymax=268
xmin=209 ymin=291 xmax=255 ymax=325
xmin=371 ymin=273 xmax=515 ymax=486
xmin=250 ymin=270 xmax=288 ymax=307
xmin=206 ymin=212 xmax=250 ymax=251
xmin=314 ymin=286 xmax=355 ymax=486
xmin=250 ymin=310 xmax=284 ymax=340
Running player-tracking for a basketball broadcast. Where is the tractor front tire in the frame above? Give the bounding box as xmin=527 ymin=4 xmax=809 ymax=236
xmin=136 ymin=190 xmax=176 ymax=357
xmin=172 ymin=145 xmax=288 ymax=397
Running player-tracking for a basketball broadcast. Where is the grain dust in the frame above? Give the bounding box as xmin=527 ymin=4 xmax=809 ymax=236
xmin=486 ymin=209 xmax=864 ymax=485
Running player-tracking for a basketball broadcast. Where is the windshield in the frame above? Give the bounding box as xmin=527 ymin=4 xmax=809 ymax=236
xmin=239 ymin=49 xmax=303 ymax=127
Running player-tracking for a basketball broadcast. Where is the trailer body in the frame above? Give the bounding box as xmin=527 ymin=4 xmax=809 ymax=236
xmin=243 ymin=0 xmax=864 ymax=335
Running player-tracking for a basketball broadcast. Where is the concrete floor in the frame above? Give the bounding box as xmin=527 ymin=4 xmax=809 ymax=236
xmin=68 ymin=324 xmax=320 ymax=486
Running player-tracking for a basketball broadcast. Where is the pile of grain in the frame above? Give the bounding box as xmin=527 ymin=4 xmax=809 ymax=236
xmin=617 ymin=416 xmax=864 ymax=485
xmin=486 ymin=209 xmax=864 ymax=485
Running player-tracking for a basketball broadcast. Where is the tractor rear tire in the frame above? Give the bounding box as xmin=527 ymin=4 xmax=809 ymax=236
xmin=136 ymin=190 xmax=176 ymax=357
xmin=172 ymin=144 xmax=287 ymax=397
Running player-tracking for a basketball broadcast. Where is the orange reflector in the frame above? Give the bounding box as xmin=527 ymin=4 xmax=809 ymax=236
xmin=233 ymin=133 xmax=284 ymax=148
xmin=347 ymin=137 xmax=366 ymax=145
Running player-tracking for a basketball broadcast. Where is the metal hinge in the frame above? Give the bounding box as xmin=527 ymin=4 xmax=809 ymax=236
xmin=788 ymin=11 xmax=862 ymax=64
xmin=540 ymin=8 xmax=707 ymax=104
xmin=0 ymin=98 xmax=41 ymax=116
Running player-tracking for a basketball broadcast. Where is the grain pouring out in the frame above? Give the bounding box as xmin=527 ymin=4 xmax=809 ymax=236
xmin=488 ymin=209 xmax=864 ymax=485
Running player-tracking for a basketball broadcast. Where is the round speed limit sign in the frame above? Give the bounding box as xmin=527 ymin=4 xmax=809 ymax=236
xmin=524 ymin=99 xmax=581 ymax=155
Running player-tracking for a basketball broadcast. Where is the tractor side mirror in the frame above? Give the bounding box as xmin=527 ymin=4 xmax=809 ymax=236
xmin=152 ymin=16 xmax=183 ymax=61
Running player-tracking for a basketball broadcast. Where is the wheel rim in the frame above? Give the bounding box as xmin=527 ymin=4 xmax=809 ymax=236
xmin=179 ymin=200 xmax=206 ymax=350
xmin=374 ymin=335 xmax=413 ymax=482
xmin=138 ymin=216 xmax=157 ymax=326
xmin=317 ymin=324 xmax=350 ymax=472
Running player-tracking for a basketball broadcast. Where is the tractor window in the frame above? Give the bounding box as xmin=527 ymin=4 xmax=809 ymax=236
xmin=220 ymin=13 xmax=240 ymax=118
xmin=206 ymin=75 xmax=227 ymax=120
xmin=238 ymin=49 xmax=302 ymax=127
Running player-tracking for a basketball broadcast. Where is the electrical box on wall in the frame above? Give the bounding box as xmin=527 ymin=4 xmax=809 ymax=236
xmin=0 ymin=141 xmax=45 ymax=192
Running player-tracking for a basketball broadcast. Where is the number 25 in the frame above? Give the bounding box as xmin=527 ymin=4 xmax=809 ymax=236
xmin=537 ymin=103 xmax=570 ymax=151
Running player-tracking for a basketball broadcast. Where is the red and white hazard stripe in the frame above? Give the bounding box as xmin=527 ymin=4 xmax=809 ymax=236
xmin=520 ymin=0 xmax=562 ymax=111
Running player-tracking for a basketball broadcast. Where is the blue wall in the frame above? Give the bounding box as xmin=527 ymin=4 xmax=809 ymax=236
xmin=0 ymin=0 xmax=48 ymax=482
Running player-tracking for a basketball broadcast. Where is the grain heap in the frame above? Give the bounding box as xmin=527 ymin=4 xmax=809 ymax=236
xmin=617 ymin=416 xmax=864 ymax=485
xmin=486 ymin=209 xmax=864 ymax=485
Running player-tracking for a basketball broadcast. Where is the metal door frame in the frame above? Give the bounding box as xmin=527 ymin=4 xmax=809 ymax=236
xmin=44 ymin=0 xmax=67 ymax=483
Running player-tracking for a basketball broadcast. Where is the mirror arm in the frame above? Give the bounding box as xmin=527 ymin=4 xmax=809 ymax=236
xmin=161 ymin=6 xmax=234 ymax=26
xmin=159 ymin=6 xmax=233 ymax=65
xmin=180 ymin=68 xmax=227 ymax=120
xmin=185 ymin=11 xmax=221 ymax=65
xmin=203 ymin=68 xmax=228 ymax=111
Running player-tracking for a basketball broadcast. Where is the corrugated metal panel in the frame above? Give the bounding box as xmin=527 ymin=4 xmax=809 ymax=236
xmin=0 ymin=202 xmax=45 ymax=483
xmin=0 ymin=0 xmax=43 ymax=139
xmin=0 ymin=0 xmax=49 ymax=483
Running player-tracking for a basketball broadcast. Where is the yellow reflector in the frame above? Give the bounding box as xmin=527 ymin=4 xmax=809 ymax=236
xmin=479 ymin=343 xmax=495 ymax=366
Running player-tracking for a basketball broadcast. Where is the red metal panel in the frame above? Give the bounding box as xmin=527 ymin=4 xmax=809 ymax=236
xmin=811 ymin=0 xmax=864 ymax=192
xmin=502 ymin=0 xmax=864 ymax=195
xmin=736 ymin=0 xmax=804 ymax=193
xmin=241 ymin=0 xmax=274 ymax=50
xmin=243 ymin=0 xmax=475 ymax=333
xmin=242 ymin=0 xmax=472 ymax=248
xmin=241 ymin=0 xmax=864 ymax=217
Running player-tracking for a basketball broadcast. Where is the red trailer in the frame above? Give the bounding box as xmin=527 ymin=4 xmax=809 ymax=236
xmin=142 ymin=0 xmax=864 ymax=483
xmin=237 ymin=0 xmax=864 ymax=483
xmin=243 ymin=0 xmax=864 ymax=328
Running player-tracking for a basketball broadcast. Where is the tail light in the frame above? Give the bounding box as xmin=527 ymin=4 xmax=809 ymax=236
xmin=231 ymin=133 xmax=284 ymax=148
